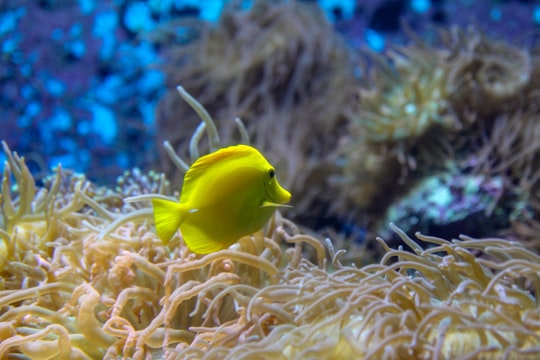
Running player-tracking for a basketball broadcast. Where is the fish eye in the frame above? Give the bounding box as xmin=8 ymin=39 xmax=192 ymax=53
xmin=268 ymin=169 xmax=275 ymax=179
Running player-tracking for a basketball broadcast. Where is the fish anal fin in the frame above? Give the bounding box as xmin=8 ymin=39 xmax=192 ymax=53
xmin=181 ymin=222 xmax=236 ymax=254
xmin=152 ymin=198 xmax=186 ymax=244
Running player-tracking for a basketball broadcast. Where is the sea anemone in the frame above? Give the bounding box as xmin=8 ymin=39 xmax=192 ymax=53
xmin=444 ymin=27 xmax=533 ymax=121
xmin=348 ymin=45 xmax=455 ymax=143
xmin=339 ymin=38 xmax=460 ymax=221
xmin=2 ymin=148 xmax=540 ymax=358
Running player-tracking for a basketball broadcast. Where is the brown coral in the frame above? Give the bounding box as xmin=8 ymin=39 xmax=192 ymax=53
xmin=468 ymin=110 xmax=540 ymax=248
xmin=443 ymin=27 xmax=533 ymax=120
xmin=339 ymin=39 xmax=460 ymax=222
xmin=349 ymin=45 xmax=456 ymax=143
xmin=339 ymin=27 xmax=540 ymax=246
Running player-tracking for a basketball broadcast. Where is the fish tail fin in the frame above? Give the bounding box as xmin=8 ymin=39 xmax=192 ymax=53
xmin=151 ymin=198 xmax=186 ymax=244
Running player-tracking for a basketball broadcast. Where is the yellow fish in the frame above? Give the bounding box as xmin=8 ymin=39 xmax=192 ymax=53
xmin=152 ymin=144 xmax=291 ymax=254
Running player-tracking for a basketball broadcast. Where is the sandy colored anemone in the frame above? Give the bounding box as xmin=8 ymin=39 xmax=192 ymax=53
xmin=1 ymin=148 xmax=540 ymax=358
xmin=215 ymin=225 xmax=540 ymax=359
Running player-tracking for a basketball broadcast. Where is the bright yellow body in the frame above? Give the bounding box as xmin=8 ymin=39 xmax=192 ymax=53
xmin=152 ymin=145 xmax=291 ymax=254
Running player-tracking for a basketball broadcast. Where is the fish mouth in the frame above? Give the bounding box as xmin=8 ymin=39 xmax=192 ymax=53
xmin=265 ymin=182 xmax=291 ymax=205
xmin=275 ymin=187 xmax=291 ymax=204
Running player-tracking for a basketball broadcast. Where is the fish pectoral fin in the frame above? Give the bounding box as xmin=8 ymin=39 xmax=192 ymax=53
xmin=152 ymin=198 xmax=187 ymax=244
xmin=260 ymin=201 xmax=293 ymax=208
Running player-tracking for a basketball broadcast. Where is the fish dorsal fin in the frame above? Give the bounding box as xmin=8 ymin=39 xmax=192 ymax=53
xmin=181 ymin=145 xmax=266 ymax=202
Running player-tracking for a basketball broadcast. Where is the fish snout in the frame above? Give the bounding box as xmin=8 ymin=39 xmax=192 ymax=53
xmin=275 ymin=183 xmax=291 ymax=204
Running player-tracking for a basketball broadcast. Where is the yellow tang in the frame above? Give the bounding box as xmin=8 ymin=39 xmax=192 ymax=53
xmin=152 ymin=144 xmax=291 ymax=254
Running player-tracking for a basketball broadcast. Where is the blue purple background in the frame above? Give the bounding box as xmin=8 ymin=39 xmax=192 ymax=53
xmin=2 ymin=0 xmax=539 ymax=183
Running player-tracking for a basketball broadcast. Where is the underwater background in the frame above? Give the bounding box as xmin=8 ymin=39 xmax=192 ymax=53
xmin=3 ymin=0 xmax=540 ymax=245
xmin=2 ymin=0 xmax=540 ymax=358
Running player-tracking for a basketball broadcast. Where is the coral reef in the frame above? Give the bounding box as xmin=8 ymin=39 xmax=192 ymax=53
xmin=2 ymin=145 xmax=540 ymax=358
xmin=2 ymin=86 xmax=540 ymax=359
